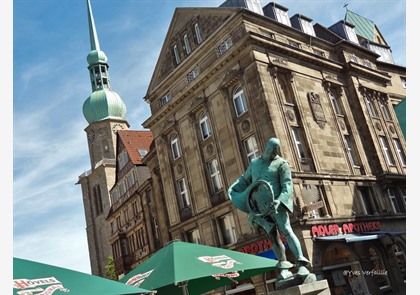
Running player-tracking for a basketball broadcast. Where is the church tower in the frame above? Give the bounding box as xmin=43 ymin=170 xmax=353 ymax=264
xmin=77 ymin=0 xmax=129 ymax=277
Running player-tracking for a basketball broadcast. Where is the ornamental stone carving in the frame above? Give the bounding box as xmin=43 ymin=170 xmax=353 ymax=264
xmin=308 ymin=92 xmax=327 ymax=129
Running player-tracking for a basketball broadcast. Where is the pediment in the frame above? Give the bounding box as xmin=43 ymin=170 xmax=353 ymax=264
xmin=145 ymin=7 xmax=240 ymax=99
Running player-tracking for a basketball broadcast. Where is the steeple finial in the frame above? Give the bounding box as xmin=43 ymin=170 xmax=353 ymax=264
xmin=87 ymin=0 xmax=100 ymax=51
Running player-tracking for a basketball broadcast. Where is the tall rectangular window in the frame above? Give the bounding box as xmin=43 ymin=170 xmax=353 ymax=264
xmin=171 ymin=135 xmax=181 ymax=160
xmin=393 ymin=139 xmax=406 ymax=167
xmin=233 ymin=86 xmax=248 ymax=117
xmin=401 ymin=77 xmax=406 ymax=89
xmin=93 ymin=185 xmax=103 ymax=216
xmin=399 ymin=187 xmax=406 ymax=208
xmin=219 ymin=213 xmax=237 ymax=245
xmin=183 ymin=34 xmax=191 ymax=55
xmin=344 ymin=136 xmax=359 ymax=166
xmin=177 ymin=178 xmax=190 ymax=208
xmin=379 ymin=136 xmax=395 ymax=166
xmin=153 ymin=217 xmax=160 ymax=241
xmin=187 ymin=228 xmax=201 ymax=244
xmin=357 ymin=188 xmax=373 ymax=215
xmin=208 ymin=159 xmax=223 ymax=193
xmin=329 ymin=90 xmax=343 ymax=115
xmin=127 ymin=172 xmax=135 ymax=188
xmin=132 ymin=200 xmax=139 ymax=216
xmin=387 ymin=188 xmax=401 ymax=213
xmin=365 ymin=96 xmax=378 ymax=117
xmin=199 ymin=113 xmax=211 ymax=140
xmin=118 ymin=150 xmax=129 ymax=170
xmin=292 ymin=127 xmax=307 ymax=159
xmin=124 ymin=209 xmax=129 ymax=223
xmin=380 ymin=101 xmax=392 ymax=120
xmin=194 ymin=23 xmax=203 ymax=44
xmin=243 ymin=136 xmax=259 ymax=163
xmin=146 ymin=188 xmax=153 ymax=204
xmin=173 ymin=44 xmax=181 ymax=65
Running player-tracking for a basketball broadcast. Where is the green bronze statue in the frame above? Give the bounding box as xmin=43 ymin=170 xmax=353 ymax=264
xmin=228 ymin=137 xmax=313 ymax=285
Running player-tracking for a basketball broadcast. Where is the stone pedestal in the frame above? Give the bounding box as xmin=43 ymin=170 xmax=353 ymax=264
xmin=269 ymin=279 xmax=331 ymax=295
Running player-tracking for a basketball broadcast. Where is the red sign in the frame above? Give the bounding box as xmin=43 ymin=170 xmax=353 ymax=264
xmin=311 ymin=221 xmax=381 ymax=237
xmin=236 ymin=237 xmax=287 ymax=255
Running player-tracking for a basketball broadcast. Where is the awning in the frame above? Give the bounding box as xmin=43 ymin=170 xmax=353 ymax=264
xmin=314 ymin=231 xmax=405 ymax=243
xmin=315 ymin=233 xmax=381 ymax=243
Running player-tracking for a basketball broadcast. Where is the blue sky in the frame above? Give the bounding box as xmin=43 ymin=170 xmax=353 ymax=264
xmin=10 ymin=0 xmax=407 ymax=275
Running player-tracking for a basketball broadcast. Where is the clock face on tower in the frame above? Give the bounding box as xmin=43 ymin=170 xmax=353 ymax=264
xmin=112 ymin=123 xmax=125 ymax=134
xmin=87 ymin=129 xmax=95 ymax=142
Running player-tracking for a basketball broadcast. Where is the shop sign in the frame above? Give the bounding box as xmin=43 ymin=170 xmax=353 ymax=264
xmin=236 ymin=237 xmax=287 ymax=255
xmin=311 ymin=221 xmax=381 ymax=237
xmin=302 ymin=200 xmax=324 ymax=213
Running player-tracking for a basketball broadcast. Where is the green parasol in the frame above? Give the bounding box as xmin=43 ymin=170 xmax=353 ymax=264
xmin=120 ymin=240 xmax=278 ymax=295
xmin=13 ymin=257 xmax=154 ymax=295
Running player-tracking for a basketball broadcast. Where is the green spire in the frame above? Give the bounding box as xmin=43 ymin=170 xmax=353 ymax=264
xmin=86 ymin=0 xmax=107 ymax=65
xmin=83 ymin=0 xmax=127 ymax=124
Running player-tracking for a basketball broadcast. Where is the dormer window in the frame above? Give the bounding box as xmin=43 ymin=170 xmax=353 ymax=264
xmin=274 ymin=7 xmax=291 ymax=26
xmin=245 ymin=0 xmax=263 ymax=14
xmin=138 ymin=148 xmax=148 ymax=157
xmin=344 ymin=23 xmax=359 ymax=44
xmin=291 ymin=14 xmax=315 ymax=36
xmin=301 ymin=18 xmax=315 ymax=36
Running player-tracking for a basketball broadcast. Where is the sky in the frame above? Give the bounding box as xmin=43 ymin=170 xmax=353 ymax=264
xmin=9 ymin=0 xmax=408 ymax=276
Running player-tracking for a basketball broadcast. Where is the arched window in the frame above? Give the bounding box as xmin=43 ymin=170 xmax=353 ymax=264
xmin=170 ymin=134 xmax=181 ymax=160
xmin=199 ymin=112 xmax=211 ymax=140
xmin=369 ymin=246 xmax=391 ymax=290
xmin=394 ymin=242 xmax=406 ymax=282
xmin=233 ymin=85 xmax=248 ymax=117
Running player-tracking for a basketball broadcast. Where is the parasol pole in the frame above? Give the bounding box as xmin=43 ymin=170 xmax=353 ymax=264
xmin=177 ymin=281 xmax=190 ymax=295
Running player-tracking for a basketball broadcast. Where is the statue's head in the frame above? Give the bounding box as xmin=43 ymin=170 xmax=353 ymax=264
xmin=262 ymin=137 xmax=280 ymax=160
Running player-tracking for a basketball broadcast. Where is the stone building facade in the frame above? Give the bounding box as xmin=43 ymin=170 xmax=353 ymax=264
xmin=139 ymin=2 xmax=406 ymax=294
xmin=79 ymin=0 xmax=406 ymax=294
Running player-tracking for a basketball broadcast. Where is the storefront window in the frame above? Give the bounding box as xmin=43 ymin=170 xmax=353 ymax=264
xmin=322 ymin=244 xmax=369 ymax=295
